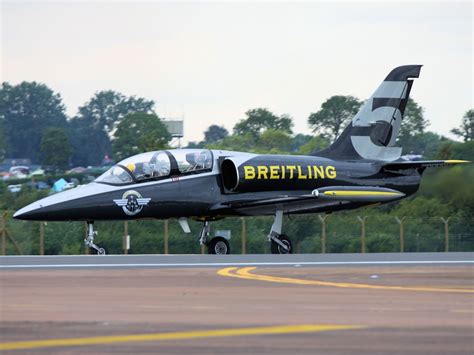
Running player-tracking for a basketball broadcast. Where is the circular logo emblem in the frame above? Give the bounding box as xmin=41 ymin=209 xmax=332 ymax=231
xmin=113 ymin=190 xmax=151 ymax=216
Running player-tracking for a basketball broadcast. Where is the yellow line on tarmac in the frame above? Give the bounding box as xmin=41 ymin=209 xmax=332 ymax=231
xmin=217 ymin=267 xmax=474 ymax=294
xmin=0 ymin=324 xmax=363 ymax=351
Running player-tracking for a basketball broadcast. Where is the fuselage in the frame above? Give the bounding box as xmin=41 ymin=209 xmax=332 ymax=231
xmin=13 ymin=148 xmax=421 ymax=221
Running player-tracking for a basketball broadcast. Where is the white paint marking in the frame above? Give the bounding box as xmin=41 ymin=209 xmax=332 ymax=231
xmin=1 ymin=260 xmax=473 ymax=269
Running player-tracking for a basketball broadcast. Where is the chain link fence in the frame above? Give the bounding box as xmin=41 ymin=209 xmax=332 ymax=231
xmin=1 ymin=210 xmax=473 ymax=255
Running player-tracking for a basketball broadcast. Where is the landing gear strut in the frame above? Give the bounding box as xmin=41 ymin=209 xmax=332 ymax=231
xmin=199 ymin=221 xmax=230 ymax=255
xmin=268 ymin=210 xmax=293 ymax=254
xmin=84 ymin=221 xmax=106 ymax=255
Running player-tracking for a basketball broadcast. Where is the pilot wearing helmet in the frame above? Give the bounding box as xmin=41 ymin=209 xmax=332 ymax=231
xmin=127 ymin=162 xmax=152 ymax=180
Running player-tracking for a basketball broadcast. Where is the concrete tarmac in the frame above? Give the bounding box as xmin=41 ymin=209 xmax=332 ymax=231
xmin=1 ymin=252 xmax=473 ymax=268
xmin=0 ymin=253 xmax=473 ymax=354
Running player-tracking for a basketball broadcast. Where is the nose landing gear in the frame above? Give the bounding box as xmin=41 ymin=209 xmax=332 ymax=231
xmin=84 ymin=221 xmax=106 ymax=255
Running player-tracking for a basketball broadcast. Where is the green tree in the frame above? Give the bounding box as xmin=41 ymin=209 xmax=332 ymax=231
xmin=297 ymin=136 xmax=330 ymax=155
xmin=204 ymin=125 xmax=229 ymax=143
xmin=77 ymin=90 xmax=155 ymax=133
xmin=69 ymin=90 xmax=155 ymax=166
xmin=398 ymin=132 xmax=449 ymax=157
xmin=112 ymin=113 xmax=171 ymax=160
xmin=68 ymin=116 xmax=111 ymax=167
xmin=258 ymin=129 xmax=292 ymax=153
xmin=308 ymin=95 xmax=362 ymax=142
xmin=0 ymin=82 xmax=68 ymax=162
xmin=234 ymin=108 xmax=293 ymax=136
xmin=436 ymin=140 xmax=474 ymax=161
xmin=0 ymin=120 xmax=6 ymax=161
xmin=397 ymin=98 xmax=429 ymax=146
xmin=40 ymin=127 xmax=72 ymax=171
xmin=205 ymin=133 xmax=256 ymax=152
xmin=290 ymin=134 xmax=313 ymax=153
xmin=451 ymin=109 xmax=473 ymax=142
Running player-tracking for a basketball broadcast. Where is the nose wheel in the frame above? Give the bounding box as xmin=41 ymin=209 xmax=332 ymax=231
xmin=84 ymin=221 xmax=106 ymax=255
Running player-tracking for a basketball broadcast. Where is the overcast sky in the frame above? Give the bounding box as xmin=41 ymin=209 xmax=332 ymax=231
xmin=1 ymin=1 xmax=472 ymax=143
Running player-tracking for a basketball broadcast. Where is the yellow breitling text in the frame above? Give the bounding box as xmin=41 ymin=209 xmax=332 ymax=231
xmin=243 ymin=165 xmax=337 ymax=180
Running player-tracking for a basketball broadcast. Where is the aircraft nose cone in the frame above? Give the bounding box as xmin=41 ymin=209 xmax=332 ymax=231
xmin=13 ymin=183 xmax=116 ymax=221
xmin=13 ymin=201 xmax=48 ymax=220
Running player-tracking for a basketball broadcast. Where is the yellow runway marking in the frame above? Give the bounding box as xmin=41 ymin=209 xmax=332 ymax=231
xmin=218 ymin=267 xmax=474 ymax=293
xmin=0 ymin=324 xmax=363 ymax=351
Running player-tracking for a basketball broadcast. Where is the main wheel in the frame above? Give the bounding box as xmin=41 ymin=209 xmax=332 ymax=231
xmin=208 ymin=237 xmax=230 ymax=255
xmin=90 ymin=245 xmax=107 ymax=255
xmin=271 ymin=235 xmax=293 ymax=254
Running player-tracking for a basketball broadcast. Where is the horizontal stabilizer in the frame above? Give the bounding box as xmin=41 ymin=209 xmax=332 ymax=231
xmin=382 ymin=160 xmax=470 ymax=171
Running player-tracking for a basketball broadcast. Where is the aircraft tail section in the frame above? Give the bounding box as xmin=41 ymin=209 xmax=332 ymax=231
xmin=316 ymin=65 xmax=422 ymax=161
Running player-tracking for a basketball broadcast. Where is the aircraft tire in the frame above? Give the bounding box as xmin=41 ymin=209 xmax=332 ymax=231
xmin=208 ymin=237 xmax=230 ymax=255
xmin=90 ymin=245 xmax=107 ymax=255
xmin=271 ymin=235 xmax=293 ymax=254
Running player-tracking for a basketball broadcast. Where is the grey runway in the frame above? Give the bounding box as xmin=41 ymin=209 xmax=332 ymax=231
xmin=1 ymin=252 xmax=473 ymax=269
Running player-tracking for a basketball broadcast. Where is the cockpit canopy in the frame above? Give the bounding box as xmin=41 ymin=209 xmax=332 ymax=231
xmin=95 ymin=149 xmax=213 ymax=185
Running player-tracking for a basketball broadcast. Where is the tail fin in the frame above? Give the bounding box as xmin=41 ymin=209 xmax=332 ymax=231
xmin=317 ymin=65 xmax=422 ymax=161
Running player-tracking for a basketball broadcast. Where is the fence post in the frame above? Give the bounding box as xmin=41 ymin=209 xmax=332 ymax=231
xmin=84 ymin=222 xmax=89 ymax=254
xmin=1 ymin=212 xmax=6 ymax=255
xmin=39 ymin=221 xmax=45 ymax=256
xmin=440 ymin=217 xmax=450 ymax=252
xmin=318 ymin=215 xmax=328 ymax=254
xmin=395 ymin=217 xmax=406 ymax=252
xmin=164 ymin=219 xmax=169 ymax=254
xmin=241 ymin=217 xmax=246 ymax=254
xmin=123 ymin=221 xmax=129 ymax=255
xmin=357 ymin=216 xmax=368 ymax=253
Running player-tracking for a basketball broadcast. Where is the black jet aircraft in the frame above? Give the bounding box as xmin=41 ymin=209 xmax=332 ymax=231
xmin=14 ymin=65 xmax=469 ymax=255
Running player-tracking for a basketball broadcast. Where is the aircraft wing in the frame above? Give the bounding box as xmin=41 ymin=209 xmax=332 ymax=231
xmin=382 ymin=159 xmax=470 ymax=171
xmin=212 ymin=186 xmax=405 ymax=213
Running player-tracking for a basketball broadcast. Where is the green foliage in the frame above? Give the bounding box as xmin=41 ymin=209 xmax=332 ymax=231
xmin=207 ymin=129 xmax=295 ymax=154
xmin=451 ymin=109 xmax=473 ymax=142
xmin=419 ymin=165 xmax=474 ymax=215
xmin=69 ymin=91 xmax=155 ymax=167
xmin=398 ymin=131 xmax=450 ymax=157
xmin=112 ymin=113 xmax=172 ymax=160
xmin=68 ymin=116 xmax=112 ymax=167
xmin=206 ymin=133 xmax=257 ymax=152
xmin=436 ymin=140 xmax=474 ymax=161
xmin=0 ymin=82 xmax=68 ymax=162
xmin=290 ymin=134 xmax=313 ymax=153
xmin=204 ymin=125 xmax=229 ymax=143
xmin=77 ymin=90 xmax=155 ymax=133
xmin=391 ymin=196 xmax=455 ymax=219
xmin=398 ymin=98 xmax=429 ymax=143
xmin=40 ymin=128 xmax=72 ymax=171
xmin=258 ymin=129 xmax=292 ymax=153
xmin=297 ymin=136 xmax=330 ymax=155
xmin=233 ymin=108 xmax=293 ymax=136
xmin=308 ymin=95 xmax=362 ymax=142
xmin=0 ymin=120 xmax=5 ymax=161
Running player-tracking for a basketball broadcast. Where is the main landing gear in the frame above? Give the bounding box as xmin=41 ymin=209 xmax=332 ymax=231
xmin=84 ymin=221 xmax=106 ymax=255
xmin=199 ymin=221 xmax=230 ymax=255
xmin=268 ymin=210 xmax=293 ymax=254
